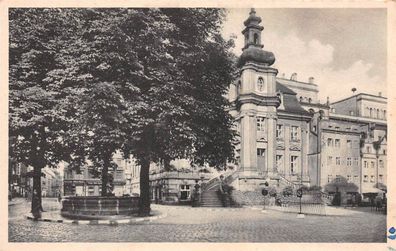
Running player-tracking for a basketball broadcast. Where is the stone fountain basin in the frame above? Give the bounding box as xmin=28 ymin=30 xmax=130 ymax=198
xmin=61 ymin=196 xmax=140 ymax=220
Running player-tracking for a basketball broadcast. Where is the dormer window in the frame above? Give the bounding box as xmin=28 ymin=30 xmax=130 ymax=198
xmin=257 ymin=77 xmax=265 ymax=92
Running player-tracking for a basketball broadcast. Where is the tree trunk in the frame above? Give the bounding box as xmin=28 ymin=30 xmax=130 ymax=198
xmin=31 ymin=166 xmax=42 ymax=218
xmin=101 ymin=163 xmax=109 ymax=197
xmin=139 ymin=157 xmax=151 ymax=216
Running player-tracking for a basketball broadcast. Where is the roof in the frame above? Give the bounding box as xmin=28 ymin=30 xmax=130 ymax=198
xmin=276 ymin=82 xmax=311 ymax=116
xmin=276 ymin=81 xmax=296 ymax=95
xmin=276 ymin=77 xmax=318 ymax=87
xmin=331 ymin=92 xmax=387 ymax=105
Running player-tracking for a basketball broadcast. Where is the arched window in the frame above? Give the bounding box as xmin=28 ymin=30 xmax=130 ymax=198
xmin=377 ymin=109 xmax=380 ymax=119
xmin=257 ymin=77 xmax=265 ymax=92
xmin=369 ymin=108 xmax=372 ymax=118
xmin=254 ymin=33 xmax=259 ymax=44
xmin=308 ymin=98 xmax=312 ymax=103
xmin=384 ymin=110 xmax=386 ymax=119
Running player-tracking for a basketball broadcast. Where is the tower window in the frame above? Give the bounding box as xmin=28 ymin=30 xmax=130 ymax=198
xmin=257 ymin=77 xmax=265 ymax=92
xmin=256 ymin=117 xmax=265 ymax=131
xmin=254 ymin=33 xmax=259 ymax=44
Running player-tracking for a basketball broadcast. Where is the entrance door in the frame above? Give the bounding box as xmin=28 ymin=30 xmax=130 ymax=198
xmin=257 ymin=148 xmax=266 ymax=173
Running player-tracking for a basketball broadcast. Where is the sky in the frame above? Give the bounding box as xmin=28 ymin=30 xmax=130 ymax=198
xmin=221 ymin=8 xmax=387 ymax=102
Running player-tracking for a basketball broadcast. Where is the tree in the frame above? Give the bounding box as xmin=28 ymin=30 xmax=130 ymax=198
xmin=9 ymin=9 xmax=79 ymax=216
xmin=10 ymin=9 xmax=236 ymax=217
xmin=324 ymin=176 xmax=358 ymax=194
xmin=121 ymin=8 xmax=237 ymax=215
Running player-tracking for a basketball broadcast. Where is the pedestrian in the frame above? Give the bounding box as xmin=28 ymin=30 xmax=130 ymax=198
xmin=351 ymin=193 xmax=356 ymax=208
xmin=375 ymin=193 xmax=383 ymax=211
xmin=192 ymin=180 xmax=201 ymax=207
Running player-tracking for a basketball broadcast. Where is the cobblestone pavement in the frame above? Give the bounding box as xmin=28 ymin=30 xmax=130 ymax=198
xmin=9 ymin=199 xmax=386 ymax=242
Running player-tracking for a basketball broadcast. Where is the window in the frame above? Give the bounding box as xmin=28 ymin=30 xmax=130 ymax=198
xmin=379 ymin=160 xmax=384 ymax=168
xmin=346 ymin=157 xmax=352 ymax=166
xmin=276 ymin=125 xmax=283 ymax=139
xmin=354 ymin=175 xmax=359 ymax=183
xmin=364 ymin=161 xmax=368 ymax=168
xmin=347 ymin=175 xmax=351 ymax=182
xmin=313 ymin=125 xmax=317 ymax=132
xmin=291 ymin=126 xmax=300 ymax=141
xmin=335 ymin=175 xmax=341 ymax=182
xmin=256 ymin=117 xmax=265 ymax=131
xmin=257 ymin=77 xmax=265 ymax=92
xmin=336 ymin=157 xmax=341 ymax=166
xmin=366 ymin=146 xmax=371 ymax=153
xmin=384 ymin=110 xmax=386 ymax=119
xmin=353 ymin=157 xmax=359 ymax=166
xmin=88 ymin=186 xmax=95 ymax=196
xmin=327 ymin=156 xmax=333 ymax=165
xmin=327 ymin=138 xmax=333 ymax=147
xmin=379 ymin=174 xmax=383 ymax=183
xmin=383 ymin=150 xmax=386 ymax=155
xmin=335 ymin=139 xmax=341 ymax=147
xmin=180 ymin=185 xmax=190 ymax=200
xmin=371 ymin=161 xmax=375 ymax=168
xmin=346 ymin=140 xmax=352 ymax=148
xmin=363 ymin=175 xmax=368 ymax=182
xmin=290 ymin=156 xmax=298 ymax=174
xmin=328 ymin=175 xmax=333 ymax=183
xmin=257 ymin=148 xmax=265 ymax=156
xmin=370 ymin=108 xmax=373 ymax=118
xmin=254 ymin=33 xmax=259 ymax=44
xmin=276 ymin=155 xmax=283 ymax=170
xmin=370 ymin=175 xmax=375 ymax=183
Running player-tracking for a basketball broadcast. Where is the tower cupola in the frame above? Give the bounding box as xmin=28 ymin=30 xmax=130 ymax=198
xmin=238 ymin=8 xmax=275 ymax=67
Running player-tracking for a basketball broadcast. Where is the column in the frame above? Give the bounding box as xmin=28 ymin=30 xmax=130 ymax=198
xmin=266 ymin=112 xmax=277 ymax=174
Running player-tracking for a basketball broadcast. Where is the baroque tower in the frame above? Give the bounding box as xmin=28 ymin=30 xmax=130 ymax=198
xmin=230 ymin=9 xmax=280 ymax=190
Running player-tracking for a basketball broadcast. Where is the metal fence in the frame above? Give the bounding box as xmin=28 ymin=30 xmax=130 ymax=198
xmin=272 ymin=192 xmax=327 ymax=215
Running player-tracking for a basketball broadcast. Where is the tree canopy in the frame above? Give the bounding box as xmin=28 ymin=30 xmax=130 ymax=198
xmin=9 ymin=8 xmax=237 ymax=216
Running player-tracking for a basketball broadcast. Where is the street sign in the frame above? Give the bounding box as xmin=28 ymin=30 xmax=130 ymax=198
xmin=262 ymin=188 xmax=268 ymax=196
xmin=296 ymin=189 xmax=303 ymax=198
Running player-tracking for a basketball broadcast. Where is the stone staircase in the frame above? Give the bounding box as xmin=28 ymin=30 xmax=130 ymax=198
xmin=199 ymin=171 xmax=238 ymax=207
xmin=200 ymin=185 xmax=223 ymax=207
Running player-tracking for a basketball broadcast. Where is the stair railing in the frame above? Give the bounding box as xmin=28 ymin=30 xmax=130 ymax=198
xmin=201 ymin=170 xmax=238 ymax=192
xmin=278 ymin=175 xmax=298 ymax=189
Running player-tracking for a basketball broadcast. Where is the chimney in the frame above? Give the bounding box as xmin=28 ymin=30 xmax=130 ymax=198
xmin=308 ymin=77 xmax=315 ymax=84
xmin=378 ymin=92 xmax=382 ymax=97
xmin=326 ymin=96 xmax=330 ymax=105
xmin=290 ymin=73 xmax=297 ymax=81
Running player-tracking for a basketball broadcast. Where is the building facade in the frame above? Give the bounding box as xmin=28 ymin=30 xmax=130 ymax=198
xmin=227 ymin=9 xmax=387 ymax=196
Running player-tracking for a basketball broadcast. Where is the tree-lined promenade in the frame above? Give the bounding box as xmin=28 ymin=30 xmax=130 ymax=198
xmin=9 ymin=8 xmax=237 ymax=217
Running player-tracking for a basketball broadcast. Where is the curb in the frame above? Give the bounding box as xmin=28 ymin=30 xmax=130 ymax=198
xmin=153 ymin=205 xmax=247 ymax=212
xmin=25 ymin=212 xmax=168 ymax=225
